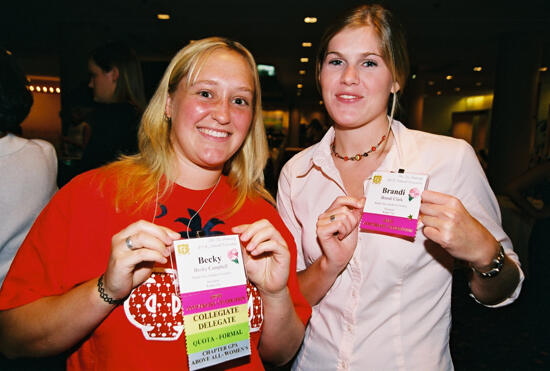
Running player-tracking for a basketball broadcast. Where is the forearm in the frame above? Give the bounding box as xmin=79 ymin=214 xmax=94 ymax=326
xmin=469 ymin=255 xmax=521 ymax=305
xmin=297 ymin=256 xmax=342 ymax=306
xmin=258 ymin=287 xmax=305 ymax=366
xmin=0 ymin=276 xmax=116 ymax=358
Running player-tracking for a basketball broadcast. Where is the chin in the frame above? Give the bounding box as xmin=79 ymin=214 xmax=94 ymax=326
xmin=197 ymin=154 xmax=231 ymax=170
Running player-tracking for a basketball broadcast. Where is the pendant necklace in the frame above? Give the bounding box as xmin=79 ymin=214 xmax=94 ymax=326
xmin=186 ymin=175 xmax=222 ymax=239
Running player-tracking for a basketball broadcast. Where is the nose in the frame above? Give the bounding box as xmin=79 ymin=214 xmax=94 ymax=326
xmin=212 ymin=99 xmax=230 ymax=124
xmin=341 ymin=65 xmax=359 ymax=85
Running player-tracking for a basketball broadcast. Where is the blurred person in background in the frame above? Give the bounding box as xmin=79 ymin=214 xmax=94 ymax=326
xmin=76 ymin=41 xmax=146 ymax=174
xmin=0 ymin=47 xmax=57 ymax=287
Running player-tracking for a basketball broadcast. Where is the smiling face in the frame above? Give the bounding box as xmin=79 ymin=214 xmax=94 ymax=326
xmin=165 ymin=49 xmax=254 ymax=174
xmin=320 ymin=25 xmax=398 ymax=130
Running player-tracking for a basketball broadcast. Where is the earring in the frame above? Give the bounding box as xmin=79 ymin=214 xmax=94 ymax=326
xmin=163 ymin=113 xmax=171 ymax=124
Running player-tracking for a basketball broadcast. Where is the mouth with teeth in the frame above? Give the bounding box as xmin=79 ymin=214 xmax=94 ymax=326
xmin=198 ymin=127 xmax=230 ymax=138
xmin=336 ymin=93 xmax=362 ymax=102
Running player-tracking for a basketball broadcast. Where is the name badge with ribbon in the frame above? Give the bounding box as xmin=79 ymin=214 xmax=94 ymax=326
xmin=360 ymin=171 xmax=428 ymax=237
xmin=174 ymin=235 xmax=250 ymax=370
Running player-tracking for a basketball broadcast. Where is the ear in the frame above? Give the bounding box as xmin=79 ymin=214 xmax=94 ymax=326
xmin=110 ymin=66 xmax=119 ymax=82
xmin=391 ymin=81 xmax=400 ymax=94
xmin=165 ymin=94 xmax=172 ymax=118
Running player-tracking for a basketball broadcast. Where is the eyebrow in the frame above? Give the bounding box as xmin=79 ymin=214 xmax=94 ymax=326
xmin=326 ymin=51 xmax=383 ymax=59
xmin=192 ymin=79 xmax=254 ymax=94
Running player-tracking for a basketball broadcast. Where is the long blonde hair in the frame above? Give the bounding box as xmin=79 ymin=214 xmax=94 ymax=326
xmin=103 ymin=37 xmax=273 ymax=213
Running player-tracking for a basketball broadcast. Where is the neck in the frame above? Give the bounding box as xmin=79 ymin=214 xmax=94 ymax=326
xmin=333 ymin=116 xmax=390 ymax=155
xmin=175 ymin=169 xmax=222 ymax=190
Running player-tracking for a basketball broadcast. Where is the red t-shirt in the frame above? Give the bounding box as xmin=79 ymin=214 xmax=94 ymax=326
xmin=0 ymin=170 xmax=311 ymax=370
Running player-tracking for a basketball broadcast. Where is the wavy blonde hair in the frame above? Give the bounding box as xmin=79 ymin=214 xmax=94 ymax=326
xmin=102 ymin=37 xmax=273 ymax=213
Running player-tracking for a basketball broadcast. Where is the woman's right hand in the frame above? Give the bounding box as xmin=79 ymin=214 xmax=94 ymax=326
xmin=316 ymin=196 xmax=365 ymax=275
xmin=102 ymin=220 xmax=181 ymax=301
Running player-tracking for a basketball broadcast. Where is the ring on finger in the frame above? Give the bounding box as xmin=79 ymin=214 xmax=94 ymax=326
xmin=125 ymin=236 xmax=136 ymax=251
xmin=329 ymin=214 xmax=336 ymax=222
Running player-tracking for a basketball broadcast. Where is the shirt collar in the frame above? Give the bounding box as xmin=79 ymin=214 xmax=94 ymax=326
xmin=292 ymin=118 xmax=421 ymax=182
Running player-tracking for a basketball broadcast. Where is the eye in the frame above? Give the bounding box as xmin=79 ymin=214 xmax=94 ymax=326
xmin=363 ymin=60 xmax=378 ymax=67
xmin=198 ymin=90 xmax=212 ymax=98
xmin=233 ymin=97 xmax=249 ymax=106
xmin=327 ymin=59 xmax=343 ymax=66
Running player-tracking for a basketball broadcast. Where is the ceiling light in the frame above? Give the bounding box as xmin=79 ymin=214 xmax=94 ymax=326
xmin=446 ymin=75 xmax=453 ymax=80
xmin=49 ymin=87 xmax=54 ymax=93
xmin=56 ymin=87 xmax=61 ymax=93
xmin=297 ymin=83 xmax=303 ymax=89
xmin=299 ymin=70 xmax=306 ymax=75
xmin=304 ymin=17 xmax=317 ymax=23
xmin=473 ymin=66 xmax=482 ymax=72
xmin=157 ymin=14 xmax=170 ymax=20
xmin=540 ymin=67 xmax=548 ymax=72
xmin=411 ymin=74 xmax=416 ymax=79
xmin=300 ymin=57 xmax=309 ymax=63
xmin=319 ymin=100 xmax=323 ymax=105
xmin=36 ymin=86 xmax=41 ymax=92
xmin=302 ymin=42 xmax=312 ymax=47
xmin=42 ymin=86 xmax=47 ymax=92
xmin=428 ymin=81 xmax=435 ymax=86
xmin=436 ymin=91 xmax=442 ymax=96
xmin=454 ymin=87 xmax=461 ymax=92
xmin=29 ymin=85 xmax=35 ymax=91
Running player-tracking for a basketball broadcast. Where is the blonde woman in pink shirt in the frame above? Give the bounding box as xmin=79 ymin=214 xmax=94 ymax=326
xmin=277 ymin=4 xmax=523 ymax=370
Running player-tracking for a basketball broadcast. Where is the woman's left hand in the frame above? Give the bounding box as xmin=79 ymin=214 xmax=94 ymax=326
xmin=420 ymin=190 xmax=498 ymax=266
xmin=232 ymin=220 xmax=290 ymax=296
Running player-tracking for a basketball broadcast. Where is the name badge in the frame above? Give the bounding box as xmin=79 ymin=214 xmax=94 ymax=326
xmin=174 ymin=235 xmax=250 ymax=370
xmin=360 ymin=171 xmax=428 ymax=237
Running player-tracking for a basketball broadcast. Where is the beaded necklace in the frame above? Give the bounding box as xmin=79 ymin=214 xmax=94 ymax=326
xmin=331 ymin=120 xmax=391 ymax=161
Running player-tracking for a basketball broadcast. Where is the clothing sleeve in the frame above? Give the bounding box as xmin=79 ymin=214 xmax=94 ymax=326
xmin=276 ymin=163 xmax=306 ymax=272
xmin=35 ymin=139 xmax=58 ymax=185
xmin=0 ymin=184 xmax=71 ymax=309
xmin=450 ymin=141 xmax=524 ymax=307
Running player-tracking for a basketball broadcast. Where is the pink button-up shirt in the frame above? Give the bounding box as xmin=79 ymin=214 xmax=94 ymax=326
xmin=277 ymin=120 xmax=523 ymax=371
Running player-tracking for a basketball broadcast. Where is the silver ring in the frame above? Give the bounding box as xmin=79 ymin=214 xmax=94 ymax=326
xmin=330 ymin=215 xmax=336 ymax=222
xmin=125 ymin=236 xmax=135 ymax=250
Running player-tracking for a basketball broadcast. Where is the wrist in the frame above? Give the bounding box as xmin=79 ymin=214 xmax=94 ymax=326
xmin=97 ymin=274 xmax=127 ymax=305
xmin=471 ymin=244 xmax=505 ymax=278
xmin=258 ymin=286 xmax=290 ymax=303
xmin=318 ymin=255 xmax=346 ymax=277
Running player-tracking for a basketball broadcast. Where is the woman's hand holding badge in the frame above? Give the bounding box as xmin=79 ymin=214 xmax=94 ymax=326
xmin=295 ymin=196 xmax=365 ymax=307
xmin=316 ymin=196 xmax=366 ymax=275
xmin=103 ymin=220 xmax=181 ymax=303
xmin=232 ymin=220 xmax=290 ymax=297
